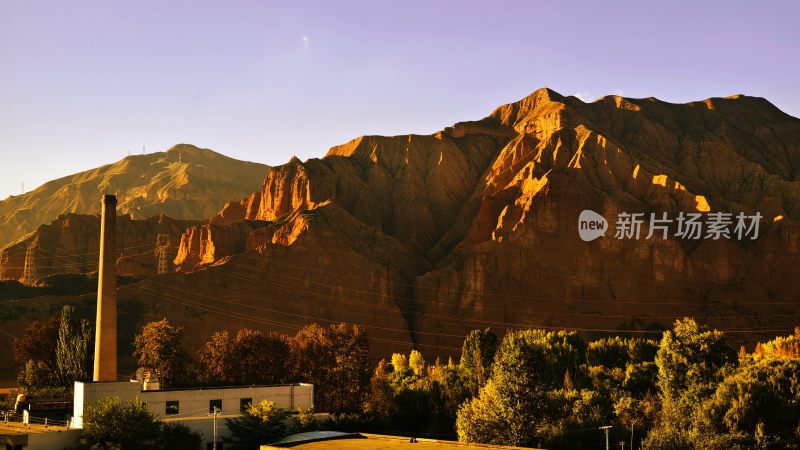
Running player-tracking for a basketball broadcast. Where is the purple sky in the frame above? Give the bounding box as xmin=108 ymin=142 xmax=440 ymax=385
xmin=1 ymin=1 xmax=798 ymax=199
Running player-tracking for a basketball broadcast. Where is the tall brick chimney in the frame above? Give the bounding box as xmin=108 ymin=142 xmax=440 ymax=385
xmin=93 ymin=194 xmax=117 ymax=381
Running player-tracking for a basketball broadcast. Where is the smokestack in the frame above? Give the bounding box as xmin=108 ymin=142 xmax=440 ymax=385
xmin=94 ymin=194 xmax=117 ymax=381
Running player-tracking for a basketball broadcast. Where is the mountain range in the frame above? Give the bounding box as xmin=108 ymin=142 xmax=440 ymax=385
xmin=0 ymin=144 xmax=268 ymax=249
xmin=2 ymin=88 xmax=799 ymax=371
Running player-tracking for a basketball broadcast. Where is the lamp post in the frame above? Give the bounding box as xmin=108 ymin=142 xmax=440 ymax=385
xmin=599 ymin=425 xmax=612 ymax=450
xmin=630 ymin=419 xmax=638 ymax=450
xmin=213 ymin=406 xmax=220 ymax=450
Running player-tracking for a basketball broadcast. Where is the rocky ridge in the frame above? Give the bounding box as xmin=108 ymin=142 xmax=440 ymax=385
xmin=3 ymin=89 xmax=799 ymax=365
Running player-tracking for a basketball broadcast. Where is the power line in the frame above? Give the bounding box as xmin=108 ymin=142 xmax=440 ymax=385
xmin=139 ymin=268 xmax=797 ymax=339
xmin=210 ymin=261 xmax=800 ymax=321
xmin=227 ymin=247 xmax=800 ymax=307
xmin=201 ymin=262 xmax=800 ymax=328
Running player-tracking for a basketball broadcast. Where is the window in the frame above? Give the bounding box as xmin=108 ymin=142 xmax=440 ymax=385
xmin=166 ymin=401 xmax=179 ymax=415
xmin=240 ymin=397 xmax=252 ymax=412
xmin=209 ymin=399 xmax=222 ymax=414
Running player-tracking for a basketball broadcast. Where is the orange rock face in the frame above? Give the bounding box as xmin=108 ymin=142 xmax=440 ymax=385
xmin=3 ymin=88 xmax=800 ymax=364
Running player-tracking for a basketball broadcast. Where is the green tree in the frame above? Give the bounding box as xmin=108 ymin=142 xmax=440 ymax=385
xmin=133 ymin=319 xmax=188 ymax=388
xmin=457 ymin=380 xmax=527 ymax=445
xmin=291 ymin=406 xmax=318 ymax=433
xmin=76 ymin=397 xmax=201 ymax=450
xmin=56 ymin=305 xmax=93 ymax=387
xmin=696 ymin=358 xmax=800 ymax=446
xmin=391 ymin=353 xmax=409 ymax=373
xmin=159 ymin=422 xmax=203 ymax=450
xmin=225 ymin=400 xmax=288 ymax=449
xmin=456 ymin=329 xmax=586 ymax=447
xmin=18 ymin=359 xmax=54 ymax=393
xmin=587 ymin=336 xmax=630 ymax=369
xmin=409 ymin=350 xmax=425 ymax=376
xmin=655 ymin=318 xmax=736 ymax=427
xmin=459 ymin=328 xmax=498 ymax=395
xmin=78 ymin=397 xmax=161 ymax=450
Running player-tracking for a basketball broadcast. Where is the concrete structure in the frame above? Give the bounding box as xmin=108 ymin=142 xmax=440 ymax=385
xmin=93 ymin=194 xmax=117 ymax=382
xmin=0 ymin=422 xmax=80 ymax=450
xmin=73 ymin=381 xmax=314 ymax=447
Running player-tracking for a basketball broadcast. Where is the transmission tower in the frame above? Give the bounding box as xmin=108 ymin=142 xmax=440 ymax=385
xmin=22 ymin=237 xmax=38 ymax=286
xmin=155 ymin=234 xmax=170 ymax=275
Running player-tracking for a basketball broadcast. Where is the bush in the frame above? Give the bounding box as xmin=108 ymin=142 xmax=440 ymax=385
xmin=225 ymin=400 xmax=288 ymax=449
xmin=78 ymin=397 xmax=161 ymax=450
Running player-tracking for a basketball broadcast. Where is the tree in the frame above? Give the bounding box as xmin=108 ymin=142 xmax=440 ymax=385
xmin=456 ymin=329 xmax=586 ymax=447
xmin=78 ymin=397 xmax=161 ymax=450
xmin=225 ymin=400 xmax=288 ymax=449
xmin=18 ymin=359 xmax=54 ymax=393
xmin=199 ymin=328 xmax=291 ymax=385
xmin=77 ymin=397 xmax=202 ymax=450
xmin=56 ymin=305 xmax=93 ymax=387
xmin=366 ymin=359 xmax=396 ymax=421
xmin=13 ymin=314 xmax=60 ymax=391
xmin=655 ymin=318 xmax=737 ymax=427
xmin=231 ymin=329 xmax=289 ymax=385
xmin=198 ymin=330 xmax=235 ymax=384
xmin=391 ymin=353 xmax=409 ymax=373
xmin=13 ymin=315 xmax=60 ymax=367
xmin=409 ymin=350 xmax=425 ymax=376
xmin=457 ymin=380 xmax=527 ymax=445
xmin=696 ymin=358 xmax=800 ymax=446
xmin=133 ymin=319 xmax=188 ymax=388
xmin=642 ymin=319 xmax=739 ymax=448
xmin=289 ymin=323 xmax=370 ymax=413
xmin=159 ymin=422 xmax=203 ymax=450
xmin=587 ymin=336 xmax=630 ymax=369
xmin=460 ymin=328 xmax=498 ymax=395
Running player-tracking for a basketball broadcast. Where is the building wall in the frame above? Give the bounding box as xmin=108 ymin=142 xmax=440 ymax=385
xmin=166 ymin=416 xmax=233 ymax=448
xmin=73 ymin=381 xmax=141 ymax=428
xmin=73 ymin=381 xmax=314 ymax=448
xmin=27 ymin=429 xmax=81 ymax=449
xmin=143 ymin=384 xmax=313 ymax=418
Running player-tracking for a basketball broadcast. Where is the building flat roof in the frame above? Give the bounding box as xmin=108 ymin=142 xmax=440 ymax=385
xmin=0 ymin=422 xmax=71 ymax=435
xmin=262 ymin=433 xmax=540 ymax=449
xmin=151 ymin=383 xmax=311 ymax=393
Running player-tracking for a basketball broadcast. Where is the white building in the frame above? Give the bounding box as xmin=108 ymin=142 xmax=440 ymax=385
xmin=73 ymin=381 xmax=314 ymax=448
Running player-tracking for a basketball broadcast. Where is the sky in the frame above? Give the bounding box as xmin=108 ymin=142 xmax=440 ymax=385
xmin=1 ymin=0 xmax=798 ymax=199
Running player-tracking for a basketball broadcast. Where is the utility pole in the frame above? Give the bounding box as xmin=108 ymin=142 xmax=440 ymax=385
xmin=630 ymin=419 xmax=638 ymax=450
xmin=619 ymin=441 xmax=625 ymax=450
xmin=21 ymin=182 xmax=24 ymax=195
xmin=155 ymin=234 xmax=170 ymax=275
xmin=600 ymin=425 xmax=612 ymax=450
xmin=212 ymin=406 xmax=220 ymax=450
